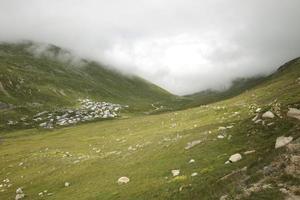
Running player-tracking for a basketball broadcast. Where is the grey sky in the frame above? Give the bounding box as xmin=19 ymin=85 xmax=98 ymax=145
xmin=0 ymin=0 xmax=300 ymax=95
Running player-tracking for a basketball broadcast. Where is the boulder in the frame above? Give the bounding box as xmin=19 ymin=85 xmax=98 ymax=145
xmin=287 ymin=108 xmax=300 ymax=120
xmin=64 ymin=182 xmax=70 ymax=187
xmin=15 ymin=188 xmax=25 ymax=200
xmin=171 ymin=169 xmax=180 ymax=177
xmin=229 ymin=153 xmax=242 ymax=163
xmin=275 ymin=136 xmax=293 ymax=149
xmin=262 ymin=111 xmax=275 ymax=119
xmin=117 ymin=177 xmax=130 ymax=184
xmin=15 ymin=194 xmax=25 ymax=200
xmin=16 ymin=188 xmax=23 ymax=194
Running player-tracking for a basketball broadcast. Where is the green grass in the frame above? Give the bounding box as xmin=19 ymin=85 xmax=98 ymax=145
xmin=0 ymin=42 xmax=188 ymax=130
xmin=0 ymin=45 xmax=300 ymax=199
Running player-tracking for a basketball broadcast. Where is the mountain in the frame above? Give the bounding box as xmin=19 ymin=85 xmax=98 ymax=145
xmin=184 ymin=76 xmax=266 ymax=108
xmin=0 ymin=51 xmax=299 ymax=200
xmin=0 ymin=42 xmax=186 ymax=129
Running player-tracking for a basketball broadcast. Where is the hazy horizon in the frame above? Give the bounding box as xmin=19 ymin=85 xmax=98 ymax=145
xmin=1 ymin=0 xmax=300 ymax=95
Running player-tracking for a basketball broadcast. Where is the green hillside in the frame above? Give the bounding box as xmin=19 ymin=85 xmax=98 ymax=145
xmin=0 ymin=42 xmax=186 ymax=130
xmin=0 ymin=53 xmax=299 ymax=200
xmin=184 ymin=76 xmax=266 ymax=108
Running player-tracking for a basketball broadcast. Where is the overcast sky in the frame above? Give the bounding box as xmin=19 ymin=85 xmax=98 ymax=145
xmin=0 ymin=0 xmax=300 ymax=95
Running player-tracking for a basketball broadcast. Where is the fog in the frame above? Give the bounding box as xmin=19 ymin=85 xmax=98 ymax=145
xmin=0 ymin=0 xmax=300 ymax=95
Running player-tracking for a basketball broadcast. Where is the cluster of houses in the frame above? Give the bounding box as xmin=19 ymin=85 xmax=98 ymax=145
xmin=8 ymin=99 xmax=124 ymax=129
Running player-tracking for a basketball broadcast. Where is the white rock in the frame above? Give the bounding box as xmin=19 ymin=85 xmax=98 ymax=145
xmin=252 ymin=114 xmax=259 ymax=121
xmin=218 ymin=127 xmax=227 ymax=131
xmin=229 ymin=153 xmax=242 ymax=163
xmin=15 ymin=194 xmax=25 ymax=200
xmin=217 ymin=135 xmax=225 ymax=139
xmin=191 ymin=172 xmax=198 ymax=177
xmin=64 ymin=182 xmax=70 ymax=187
xmin=275 ymin=136 xmax=293 ymax=149
xmin=262 ymin=111 xmax=275 ymax=119
xmin=185 ymin=140 xmax=201 ymax=150
xmin=117 ymin=177 xmax=130 ymax=184
xmin=171 ymin=169 xmax=180 ymax=177
xmin=244 ymin=150 xmax=256 ymax=155
xmin=255 ymin=108 xmax=262 ymax=112
xmin=287 ymin=108 xmax=300 ymax=120
xmin=16 ymin=188 xmax=23 ymax=194
xmin=220 ymin=195 xmax=228 ymax=200
xmin=189 ymin=159 xmax=195 ymax=164
xmin=254 ymin=119 xmax=262 ymax=124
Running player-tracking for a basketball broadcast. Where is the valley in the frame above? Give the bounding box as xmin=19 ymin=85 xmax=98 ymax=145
xmin=0 ymin=43 xmax=300 ymax=200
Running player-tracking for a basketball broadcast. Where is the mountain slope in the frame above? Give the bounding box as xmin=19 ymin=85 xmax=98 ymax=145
xmin=0 ymin=57 xmax=299 ymax=199
xmin=0 ymin=42 xmax=185 ymax=129
xmin=184 ymin=76 xmax=266 ymax=108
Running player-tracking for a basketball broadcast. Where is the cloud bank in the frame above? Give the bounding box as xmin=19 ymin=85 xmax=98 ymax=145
xmin=0 ymin=0 xmax=300 ymax=94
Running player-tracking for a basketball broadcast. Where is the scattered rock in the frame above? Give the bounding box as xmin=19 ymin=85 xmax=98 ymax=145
xmin=220 ymin=194 xmax=228 ymax=200
xmin=15 ymin=188 xmax=25 ymax=200
xmin=16 ymin=188 xmax=23 ymax=194
xmin=64 ymin=182 xmax=70 ymax=187
xmin=262 ymin=111 xmax=275 ymax=119
xmin=189 ymin=159 xmax=195 ymax=164
xmin=217 ymin=135 xmax=225 ymax=139
xmin=171 ymin=169 xmax=180 ymax=177
xmin=218 ymin=127 xmax=227 ymax=131
xmin=285 ymin=155 xmax=300 ymax=176
xmin=256 ymin=108 xmax=262 ymax=112
xmin=244 ymin=150 xmax=256 ymax=155
xmin=252 ymin=114 xmax=259 ymax=121
xmin=228 ymin=153 xmax=242 ymax=163
xmin=254 ymin=119 xmax=263 ymax=124
xmin=287 ymin=108 xmax=300 ymax=120
xmin=267 ymin=122 xmax=275 ymax=126
xmin=117 ymin=177 xmax=130 ymax=184
xmin=185 ymin=140 xmax=201 ymax=150
xmin=15 ymin=194 xmax=25 ymax=200
xmin=191 ymin=172 xmax=198 ymax=177
xmin=275 ymin=136 xmax=293 ymax=149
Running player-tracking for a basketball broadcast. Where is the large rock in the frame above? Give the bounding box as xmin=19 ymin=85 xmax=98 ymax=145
xmin=15 ymin=188 xmax=25 ymax=200
xmin=171 ymin=169 xmax=180 ymax=176
xmin=262 ymin=111 xmax=275 ymax=119
xmin=275 ymin=136 xmax=293 ymax=149
xmin=15 ymin=194 xmax=25 ymax=200
xmin=287 ymin=108 xmax=300 ymax=120
xmin=229 ymin=153 xmax=242 ymax=163
xmin=117 ymin=177 xmax=130 ymax=184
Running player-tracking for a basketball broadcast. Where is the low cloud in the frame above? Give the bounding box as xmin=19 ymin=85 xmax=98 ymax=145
xmin=0 ymin=0 xmax=300 ymax=94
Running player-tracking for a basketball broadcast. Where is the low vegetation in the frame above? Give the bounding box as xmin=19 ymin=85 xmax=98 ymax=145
xmin=0 ymin=43 xmax=300 ymax=199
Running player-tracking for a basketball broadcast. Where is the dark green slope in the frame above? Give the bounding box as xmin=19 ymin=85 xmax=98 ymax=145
xmin=183 ymin=76 xmax=266 ymax=108
xmin=0 ymin=42 xmax=176 ymax=107
xmin=0 ymin=42 xmax=182 ymax=127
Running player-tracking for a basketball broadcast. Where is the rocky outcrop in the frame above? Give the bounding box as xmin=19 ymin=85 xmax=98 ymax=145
xmin=287 ymin=108 xmax=300 ymax=120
